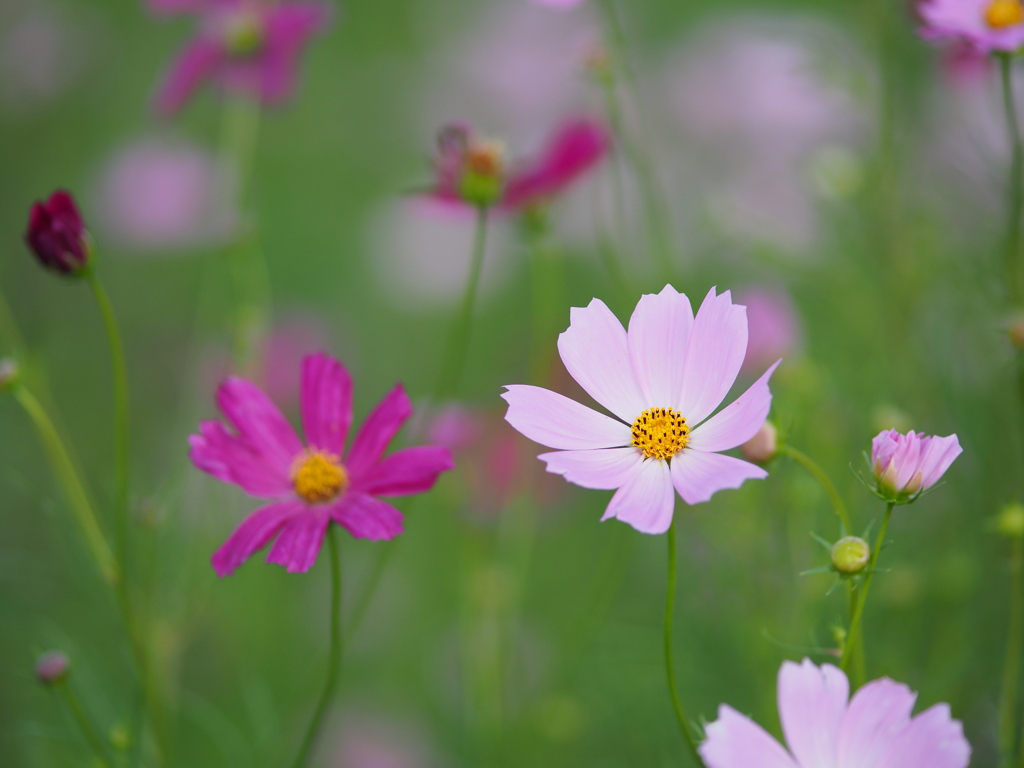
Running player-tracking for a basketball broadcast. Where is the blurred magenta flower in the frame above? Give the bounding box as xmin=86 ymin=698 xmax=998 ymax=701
xmin=736 ymin=288 xmax=803 ymax=375
xmin=149 ymin=0 xmax=331 ymax=116
xmin=34 ymin=651 xmax=70 ymax=686
xmin=871 ymin=429 xmax=962 ymax=503
xmin=190 ymin=352 xmax=454 ymax=576
xmin=25 ymin=189 xmax=91 ymax=276
xmin=530 ymin=0 xmax=586 ymax=9
xmin=700 ymin=658 xmax=970 ymax=768
xmin=919 ymin=0 xmax=1024 ymax=52
xmin=502 ymin=285 xmax=778 ymax=535
xmin=432 ymin=122 xmax=507 ymax=207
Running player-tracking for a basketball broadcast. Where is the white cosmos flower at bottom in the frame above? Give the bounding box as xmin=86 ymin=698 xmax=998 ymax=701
xmin=501 ymin=285 xmax=779 ymax=534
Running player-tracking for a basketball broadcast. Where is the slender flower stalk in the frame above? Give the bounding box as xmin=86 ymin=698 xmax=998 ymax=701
xmin=290 ymin=527 xmax=343 ymax=768
xmin=779 ymin=445 xmax=851 ymax=534
xmin=1001 ymin=52 xmax=1024 ymax=304
xmin=55 ymin=678 xmax=115 ymax=768
xmin=523 ymin=211 xmax=565 ymax=384
xmin=1001 ymin=532 xmax=1024 ymax=768
xmin=664 ymin=518 xmax=706 ymax=768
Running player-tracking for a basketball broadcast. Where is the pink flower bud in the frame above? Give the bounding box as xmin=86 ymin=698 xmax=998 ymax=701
xmin=35 ymin=651 xmax=70 ymax=686
xmin=25 ymin=190 xmax=90 ymax=276
xmin=870 ymin=429 xmax=962 ymax=503
xmin=741 ymin=421 xmax=777 ymax=463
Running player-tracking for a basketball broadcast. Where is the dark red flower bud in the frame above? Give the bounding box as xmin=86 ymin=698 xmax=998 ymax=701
xmin=25 ymin=190 xmax=91 ymax=276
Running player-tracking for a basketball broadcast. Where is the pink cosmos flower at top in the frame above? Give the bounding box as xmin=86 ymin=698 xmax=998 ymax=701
xmin=919 ymin=0 xmax=1024 ymax=53
xmin=700 ymin=658 xmax=971 ymax=768
xmin=189 ymin=352 xmax=454 ymax=576
xmin=871 ymin=429 xmax=962 ymax=503
xmin=502 ymin=285 xmax=779 ymax=535
xmin=149 ymin=0 xmax=331 ymax=117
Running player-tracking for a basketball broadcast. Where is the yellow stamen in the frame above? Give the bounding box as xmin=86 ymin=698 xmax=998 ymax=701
xmin=224 ymin=11 xmax=264 ymax=55
xmin=631 ymin=407 xmax=690 ymax=461
xmin=465 ymin=139 xmax=506 ymax=179
xmin=986 ymin=0 xmax=1024 ymax=28
xmin=292 ymin=450 xmax=347 ymax=504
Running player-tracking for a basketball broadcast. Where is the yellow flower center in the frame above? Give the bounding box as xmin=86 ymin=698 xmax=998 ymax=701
xmin=986 ymin=0 xmax=1024 ymax=28
xmin=292 ymin=450 xmax=348 ymax=504
xmin=631 ymin=407 xmax=690 ymax=461
xmin=224 ymin=11 xmax=265 ymax=55
xmin=465 ymin=139 xmax=506 ymax=179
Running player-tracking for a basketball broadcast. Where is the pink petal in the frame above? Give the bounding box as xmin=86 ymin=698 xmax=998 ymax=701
xmin=601 ymin=458 xmax=675 ymax=534
xmin=687 ymin=361 xmax=779 ymax=453
xmin=345 ymin=384 xmax=412 ymax=478
xmin=777 ymin=659 xmax=849 ymax=768
xmin=892 ymin=431 xmax=923 ymax=491
xmin=265 ymin=507 xmax=329 ymax=573
xmin=836 ymin=678 xmax=917 ymax=768
xmin=700 ymin=705 xmax=800 ymax=768
xmin=211 ymin=499 xmax=303 ymax=577
xmin=538 ymin=446 xmax=643 ymax=490
xmin=300 ymin=352 xmax=352 ymax=456
xmin=328 ymin=492 xmax=404 ymax=540
xmin=669 ymin=450 xmax=767 ymax=505
xmin=677 ymin=288 xmax=747 ymax=424
xmin=215 ymin=376 xmax=303 ymax=470
xmin=355 ymin=446 xmax=455 ymax=496
xmin=626 ymin=285 xmax=693 ymax=406
xmin=189 ymin=421 xmax=293 ymax=497
xmin=917 ymin=434 xmax=962 ymax=489
xmin=501 ymin=385 xmax=632 ymax=450
xmin=154 ymin=36 xmax=225 ymax=117
xmin=259 ymin=2 xmax=331 ymax=103
xmin=147 ymin=0 xmax=209 ymax=13
xmin=557 ymin=298 xmax=647 ymax=423
xmin=876 ymin=703 xmax=970 ymax=768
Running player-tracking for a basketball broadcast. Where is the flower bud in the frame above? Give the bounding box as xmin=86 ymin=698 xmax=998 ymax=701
xmin=741 ymin=421 xmax=777 ymax=463
xmin=1008 ymin=311 xmax=1024 ymax=349
xmin=25 ymin=190 xmax=91 ymax=276
xmin=0 ymin=358 xmax=19 ymax=391
xmin=35 ymin=651 xmax=70 ymax=686
xmin=831 ymin=536 xmax=870 ymax=575
xmin=459 ymin=139 xmax=506 ymax=206
xmin=870 ymin=429 xmax=961 ymax=504
xmin=997 ymin=502 xmax=1024 ymax=539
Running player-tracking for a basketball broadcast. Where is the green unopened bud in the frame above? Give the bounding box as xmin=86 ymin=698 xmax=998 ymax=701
xmin=1009 ymin=312 xmax=1024 ymax=349
xmin=831 ymin=536 xmax=870 ymax=575
xmin=459 ymin=139 xmax=506 ymax=206
xmin=0 ymin=358 xmax=19 ymax=391
xmin=997 ymin=503 xmax=1024 ymax=539
xmin=35 ymin=651 xmax=70 ymax=686
xmin=109 ymin=722 xmax=132 ymax=753
xmin=224 ymin=11 xmax=264 ymax=55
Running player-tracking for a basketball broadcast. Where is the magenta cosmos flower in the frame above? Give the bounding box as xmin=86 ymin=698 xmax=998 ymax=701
xmin=190 ymin=353 xmax=454 ymax=576
xmin=501 ymin=285 xmax=779 ymax=535
xmin=700 ymin=658 xmax=971 ymax=768
xmin=871 ymin=429 xmax=962 ymax=503
xmin=919 ymin=0 xmax=1024 ymax=53
xmin=149 ymin=0 xmax=331 ymax=117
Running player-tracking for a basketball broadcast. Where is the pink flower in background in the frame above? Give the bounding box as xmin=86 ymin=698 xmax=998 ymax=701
xmin=871 ymin=429 xmax=962 ymax=503
xmin=502 ymin=285 xmax=778 ymax=535
xmin=530 ymin=0 xmax=586 ymax=8
xmin=190 ymin=352 xmax=454 ymax=576
xmin=919 ymin=0 xmax=1024 ymax=52
xmin=736 ymin=288 xmax=802 ymax=374
xmin=700 ymin=658 xmax=970 ymax=768
xmin=939 ymin=39 xmax=992 ymax=87
xmin=149 ymin=0 xmax=331 ymax=116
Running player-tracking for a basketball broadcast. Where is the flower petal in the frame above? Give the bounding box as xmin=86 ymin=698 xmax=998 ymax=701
xmin=154 ymin=36 xmax=224 ymax=117
xmin=265 ymin=508 xmax=329 ymax=573
xmin=670 ymin=450 xmax=767 ymax=505
xmin=189 ymin=421 xmax=293 ymax=497
xmin=777 ymin=659 xmax=849 ymax=768
xmin=876 ymin=703 xmax=971 ymax=768
xmin=538 ymin=447 xmax=643 ymax=490
xmin=211 ymin=499 xmax=303 ymax=577
xmin=259 ymin=2 xmax=332 ymax=103
xmin=836 ymin=678 xmax=917 ymax=768
xmin=345 ymin=384 xmax=412 ymax=478
xmin=502 ymin=385 xmax=632 ymax=450
xmin=328 ymin=492 xmax=404 ymax=540
xmin=918 ymin=434 xmax=962 ymax=490
xmin=215 ymin=376 xmax=303 ymax=470
xmin=557 ymin=298 xmax=647 ymax=422
xmin=687 ymin=361 xmax=779 ymax=453
xmin=627 ymin=285 xmax=693 ymax=406
xmin=356 ymin=446 xmax=455 ymax=496
xmin=601 ymin=458 xmax=674 ymax=534
xmin=700 ymin=705 xmax=800 ymax=768
xmin=301 ymin=352 xmax=353 ymax=456
xmin=677 ymin=288 xmax=748 ymax=424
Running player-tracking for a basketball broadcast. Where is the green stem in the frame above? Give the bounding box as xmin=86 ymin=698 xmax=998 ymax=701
xmin=290 ymin=527 xmax=343 ymax=768
xmin=434 ymin=205 xmax=490 ymax=401
xmin=343 ymin=537 xmax=396 ymax=646
xmin=839 ymin=502 xmax=894 ymax=686
xmin=524 ymin=213 xmax=565 ymax=384
xmin=1001 ymin=53 xmax=1024 ymax=305
xmin=664 ymin=519 xmax=706 ymax=767
xmin=1001 ymin=535 xmax=1023 ymax=768
xmin=57 ymin=680 xmax=114 ymax=768
xmin=780 ymin=445 xmax=852 ymax=535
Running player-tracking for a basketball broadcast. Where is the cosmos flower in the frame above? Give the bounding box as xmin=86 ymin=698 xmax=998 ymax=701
xmin=24 ymin=189 xmax=90 ymax=276
xmin=871 ymin=429 xmax=962 ymax=503
xmin=919 ymin=0 xmax=1024 ymax=53
xmin=502 ymin=285 xmax=778 ymax=535
xmin=149 ymin=0 xmax=331 ymax=117
xmin=190 ymin=352 xmax=454 ymax=576
xmin=700 ymin=658 xmax=971 ymax=768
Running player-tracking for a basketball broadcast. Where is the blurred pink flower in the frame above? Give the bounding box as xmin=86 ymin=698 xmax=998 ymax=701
xmin=701 ymin=658 xmax=970 ymax=768
xmin=736 ymin=288 xmax=803 ymax=374
xmin=261 ymin=314 xmax=333 ymax=406
xmin=919 ymin=0 xmax=1024 ymax=52
xmin=149 ymin=0 xmax=331 ymax=116
xmin=190 ymin=352 xmax=454 ymax=575
xmin=530 ymin=0 xmax=586 ymax=8
xmin=333 ymin=715 xmax=432 ymax=768
xmin=502 ymin=285 xmax=778 ymax=535
xmin=939 ymin=39 xmax=992 ymax=87
xmin=426 ymin=404 xmax=484 ymax=454
xmin=871 ymin=429 xmax=962 ymax=503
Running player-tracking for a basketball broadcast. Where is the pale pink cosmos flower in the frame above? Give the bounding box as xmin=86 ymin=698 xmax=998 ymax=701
xmin=919 ymin=0 xmax=1024 ymax=53
xmin=190 ymin=352 xmax=454 ymax=576
xmin=871 ymin=429 xmax=962 ymax=502
xmin=502 ymin=285 xmax=779 ymax=535
xmin=149 ymin=0 xmax=331 ymax=117
xmin=700 ymin=658 xmax=971 ymax=768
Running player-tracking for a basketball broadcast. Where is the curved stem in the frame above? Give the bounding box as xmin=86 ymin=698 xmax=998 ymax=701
xmin=664 ymin=518 xmax=706 ymax=767
xmin=1001 ymin=53 xmax=1024 ymax=305
xmin=839 ymin=502 xmax=894 ymax=686
xmin=57 ymin=680 xmax=114 ymax=768
xmin=780 ymin=445 xmax=852 ymax=535
xmin=291 ymin=526 xmax=343 ymax=768
xmin=1001 ymin=535 xmax=1023 ymax=768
